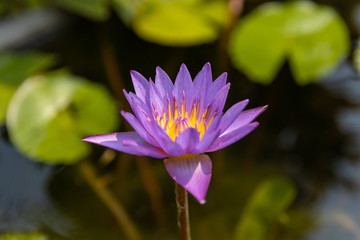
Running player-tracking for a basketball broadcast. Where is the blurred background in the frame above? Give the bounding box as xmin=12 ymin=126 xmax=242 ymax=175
xmin=1 ymin=0 xmax=360 ymax=239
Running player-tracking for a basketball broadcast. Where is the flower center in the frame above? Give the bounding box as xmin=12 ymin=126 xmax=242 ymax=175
xmin=154 ymin=97 xmax=214 ymax=141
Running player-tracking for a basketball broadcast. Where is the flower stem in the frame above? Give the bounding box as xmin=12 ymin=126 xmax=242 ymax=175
xmin=176 ymin=183 xmax=191 ymax=240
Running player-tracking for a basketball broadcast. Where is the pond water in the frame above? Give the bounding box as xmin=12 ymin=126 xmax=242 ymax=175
xmin=1 ymin=1 xmax=360 ymax=239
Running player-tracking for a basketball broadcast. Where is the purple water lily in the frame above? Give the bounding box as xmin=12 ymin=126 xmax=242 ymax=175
xmin=82 ymin=63 xmax=266 ymax=204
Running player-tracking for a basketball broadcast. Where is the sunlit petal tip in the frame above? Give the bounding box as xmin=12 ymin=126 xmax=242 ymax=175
xmin=120 ymin=109 xmax=127 ymax=116
xmin=219 ymin=99 xmax=250 ymax=134
xmin=203 ymin=63 xmax=212 ymax=79
xmin=83 ymin=132 xmax=167 ymax=158
xmin=222 ymin=71 xmax=228 ymax=78
xmin=164 ymin=154 xmax=212 ymax=203
xmin=215 ymin=72 xmax=228 ymax=85
xmin=208 ymin=121 xmax=260 ymax=152
xmin=202 ymin=61 xmax=211 ymax=70
xmin=130 ymin=70 xmax=149 ymax=101
xmin=130 ymin=70 xmax=146 ymax=79
xmin=261 ymin=104 xmax=269 ymax=112
xmin=155 ymin=66 xmax=174 ymax=97
xmin=155 ymin=66 xmax=169 ymax=78
xmin=221 ymin=104 xmax=267 ymax=136
xmin=177 ymin=64 xmax=191 ymax=77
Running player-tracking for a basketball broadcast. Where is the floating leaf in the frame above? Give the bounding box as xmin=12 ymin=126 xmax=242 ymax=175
xmin=0 ymin=51 xmax=56 ymax=123
xmin=0 ymin=0 xmax=50 ymax=17
xmin=354 ymin=39 xmax=360 ymax=73
xmin=0 ymin=51 xmax=56 ymax=85
xmin=132 ymin=0 xmax=230 ymax=46
xmin=228 ymin=1 xmax=349 ymax=85
xmin=0 ymin=85 xmax=16 ymax=123
xmin=234 ymin=177 xmax=296 ymax=240
xmin=55 ymin=0 xmax=110 ymax=20
xmin=6 ymin=71 xmax=119 ymax=164
xmin=0 ymin=232 xmax=48 ymax=240
xmin=112 ymin=0 xmax=144 ymax=25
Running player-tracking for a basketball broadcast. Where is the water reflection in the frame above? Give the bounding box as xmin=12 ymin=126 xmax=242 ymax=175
xmin=0 ymin=126 xmax=75 ymax=237
xmin=307 ymin=161 xmax=360 ymax=240
xmin=0 ymin=126 xmax=52 ymax=232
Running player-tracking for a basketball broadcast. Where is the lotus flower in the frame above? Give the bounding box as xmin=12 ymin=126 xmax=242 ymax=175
xmin=82 ymin=63 xmax=266 ymax=203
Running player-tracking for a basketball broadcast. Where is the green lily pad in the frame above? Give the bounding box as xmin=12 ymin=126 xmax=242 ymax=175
xmin=234 ymin=177 xmax=296 ymax=240
xmin=0 ymin=232 xmax=48 ymax=240
xmin=354 ymin=39 xmax=360 ymax=73
xmin=112 ymin=0 xmax=144 ymax=25
xmin=0 ymin=85 xmax=16 ymax=123
xmin=6 ymin=71 xmax=119 ymax=164
xmin=132 ymin=0 xmax=230 ymax=46
xmin=0 ymin=51 xmax=56 ymax=123
xmin=228 ymin=1 xmax=349 ymax=85
xmin=55 ymin=0 xmax=110 ymax=20
xmin=0 ymin=51 xmax=56 ymax=85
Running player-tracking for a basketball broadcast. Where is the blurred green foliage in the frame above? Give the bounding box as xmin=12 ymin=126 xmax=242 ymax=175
xmin=354 ymin=39 xmax=360 ymax=73
xmin=132 ymin=0 xmax=230 ymax=46
xmin=1 ymin=1 xmax=350 ymax=78
xmin=54 ymin=0 xmax=230 ymax=46
xmin=0 ymin=232 xmax=48 ymax=240
xmin=6 ymin=71 xmax=119 ymax=164
xmin=0 ymin=1 xmax=355 ymax=238
xmin=229 ymin=1 xmax=349 ymax=85
xmin=0 ymin=0 xmax=49 ymax=17
xmin=0 ymin=51 xmax=56 ymax=123
xmin=2 ymin=0 xmax=229 ymax=46
xmin=234 ymin=177 xmax=296 ymax=240
xmin=112 ymin=0 xmax=141 ymax=25
xmin=54 ymin=0 xmax=110 ymax=20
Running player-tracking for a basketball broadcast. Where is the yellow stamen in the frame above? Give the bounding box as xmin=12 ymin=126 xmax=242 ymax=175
xmin=156 ymin=99 xmax=215 ymax=142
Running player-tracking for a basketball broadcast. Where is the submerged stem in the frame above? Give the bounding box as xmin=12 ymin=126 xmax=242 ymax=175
xmin=78 ymin=160 xmax=141 ymax=240
xmin=96 ymin=22 xmax=168 ymax=230
xmin=176 ymin=183 xmax=191 ymax=240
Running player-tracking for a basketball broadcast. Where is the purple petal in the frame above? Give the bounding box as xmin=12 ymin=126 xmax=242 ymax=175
xmin=175 ymin=128 xmax=200 ymax=153
xmin=124 ymin=91 xmax=153 ymax=126
xmin=82 ymin=132 xmax=167 ymax=158
xmin=173 ymin=64 xmax=194 ymax=111
xmin=205 ymin=72 xmax=227 ymax=104
xmin=219 ymin=99 xmax=249 ymax=134
xmin=155 ymin=66 xmax=173 ymax=98
xmin=207 ymin=83 xmax=230 ymax=116
xmin=193 ymin=62 xmax=212 ymax=87
xmin=121 ymin=111 xmax=159 ymax=147
xmin=222 ymin=105 xmax=267 ymax=136
xmin=149 ymin=122 xmax=186 ymax=156
xmin=192 ymin=115 xmax=222 ymax=154
xmin=149 ymin=80 xmax=165 ymax=116
xmin=164 ymin=154 xmax=212 ymax=204
xmin=193 ymin=63 xmax=212 ymax=113
xmin=207 ymin=122 xmax=259 ymax=152
xmin=130 ymin=70 xmax=149 ymax=103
